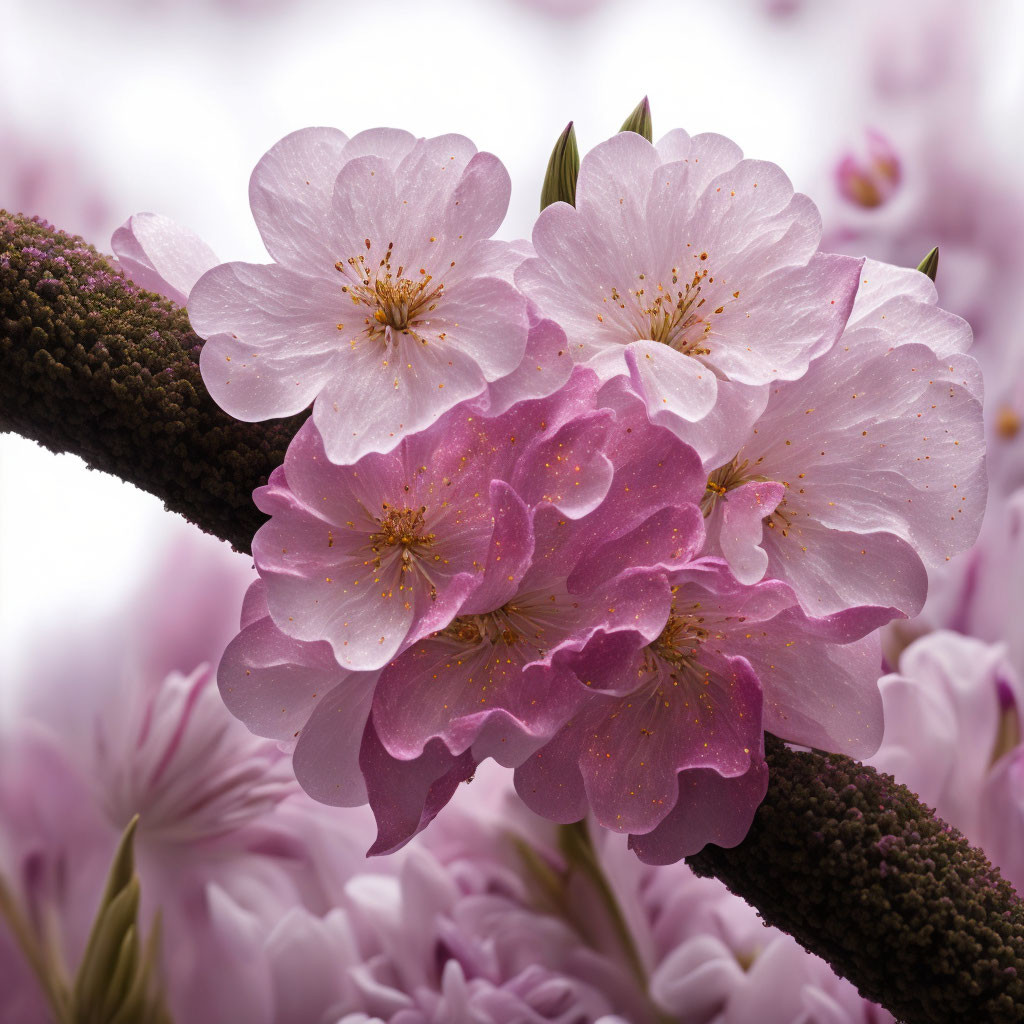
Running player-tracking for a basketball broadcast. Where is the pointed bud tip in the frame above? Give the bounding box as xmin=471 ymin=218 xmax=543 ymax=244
xmin=619 ymin=97 xmax=653 ymax=143
xmin=916 ymin=246 xmax=939 ymax=282
xmin=540 ymin=122 xmax=581 ymax=211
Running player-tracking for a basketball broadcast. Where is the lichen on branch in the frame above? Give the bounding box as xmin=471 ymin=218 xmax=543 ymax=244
xmin=0 ymin=211 xmax=304 ymax=552
xmin=688 ymin=736 xmax=1024 ymax=1024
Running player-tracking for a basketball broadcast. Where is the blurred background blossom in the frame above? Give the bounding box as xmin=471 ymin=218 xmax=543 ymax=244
xmin=5 ymin=0 xmax=1024 ymax=1019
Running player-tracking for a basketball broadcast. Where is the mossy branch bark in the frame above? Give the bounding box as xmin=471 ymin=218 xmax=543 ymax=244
xmin=688 ymin=737 xmax=1024 ymax=1023
xmin=3 ymin=213 xmax=1024 ymax=1022
xmin=0 ymin=212 xmax=304 ymax=552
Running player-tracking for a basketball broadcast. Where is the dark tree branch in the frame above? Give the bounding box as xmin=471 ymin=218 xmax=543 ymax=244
xmin=688 ymin=737 xmax=1024 ymax=1023
xmin=0 ymin=211 xmax=304 ymax=552
xmin=3 ymin=212 xmax=1024 ymax=1023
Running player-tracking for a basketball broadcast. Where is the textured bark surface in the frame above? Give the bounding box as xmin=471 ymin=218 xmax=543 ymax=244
xmin=688 ymin=736 xmax=1024 ymax=1023
xmin=0 ymin=212 xmax=304 ymax=552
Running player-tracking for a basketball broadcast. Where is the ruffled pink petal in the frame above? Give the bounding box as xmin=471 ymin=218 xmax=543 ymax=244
xmin=568 ymin=505 xmax=705 ymax=593
xmin=248 ymin=126 xmax=349 ymax=273
xmin=339 ymin=127 xmax=418 ymax=165
xmin=430 ymin=275 xmax=529 ymax=380
xmin=513 ymin=723 xmax=589 ymax=825
xmin=310 ymin=332 xmax=489 ymax=465
xmin=707 ymin=253 xmax=862 ymax=384
xmin=193 ymin=261 xmax=339 ymax=421
xmin=737 ymin=620 xmax=885 ymax=757
xmin=575 ymin=652 xmax=763 ymax=835
xmin=625 ymin=340 xmax=719 ymax=427
xmin=111 ymin=212 xmax=219 ymax=304
xmin=371 ymin=634 xmax=581 ymax=764
xmin=717 ymin=480 xmax=785 ymax=585
xmin=761 ymin=520 xmax=928 ymax=618
xmin=360 ymin=722 xmax=476 ymax=855
xmin=657 ymin=378 xmax=770 ymax=470
xmin=654 ymin=130 xmax=744 ymax=189
xmin=216 ymin=609 xmax=348 ymax=742
xmin=471 ymin=314 xmax=573 ymax=417
xmin=509 ymin=409 xmax=614 ymax=519
xmin=574 ymin=130 xmax=662 ymax=230
xmin=291 ymin=674 xmax=377 ymax=807
xmin=240 ymin=579 xmax=271 ymax=629
xmin=457 ymin=482 xmax=535 ymax=615
xmin=628 ymin=756 xmax=770 ymax=864
xmin=443 ymin=150 xmax=513 ymax=249
xmin=516 ymin=205 xmax=622 ymax=366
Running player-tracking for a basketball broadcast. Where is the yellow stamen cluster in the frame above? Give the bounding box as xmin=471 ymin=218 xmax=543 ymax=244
xmin=336 ymin=240 xmax=446 ymax=346
xmin=369 ymin=504 xmax=435 ymax=572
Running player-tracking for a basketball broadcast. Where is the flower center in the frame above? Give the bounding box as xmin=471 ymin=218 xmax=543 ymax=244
xmin=648 ymin=609 xmax=710 ymax=671
xmin=370 ymin=505 xmax=435 ymax=570
xmin=599 ymin=261 xmax=735 ymax=359
xmin=335 ymin=241 xmax=445 ymax=345
xmin=443 ymin=610 xmax=522 ymax=648
xmin=441 ymin=587 xmax=578 ymax=657
xmin=701 ymin=456 xmax=750 ymax=516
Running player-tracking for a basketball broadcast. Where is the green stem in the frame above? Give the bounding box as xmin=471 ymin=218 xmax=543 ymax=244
xmin=0 ymin=872 xmax=72 ymax=1024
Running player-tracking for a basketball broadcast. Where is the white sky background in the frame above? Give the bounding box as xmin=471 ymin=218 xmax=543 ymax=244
xmin=1 ymin=0 xmax=1022 ymax=708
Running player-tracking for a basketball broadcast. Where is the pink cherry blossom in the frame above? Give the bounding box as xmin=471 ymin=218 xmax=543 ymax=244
xmin=516 ymin=559 xmax=887 ymax=861
xmin=517 ymin=128 xmax=862 ymax=465
xmin=248 ymin=364 xmax=602 ymax=673
xmin=699 ymin=257 xmax=985 ymax=618
xmin=221 ymin=378 xmax=709 ymax=852
xmin=189 ymin=126 xmax=536 ymax=465
xmin=834 ymin=130 xmax=903 ymax=210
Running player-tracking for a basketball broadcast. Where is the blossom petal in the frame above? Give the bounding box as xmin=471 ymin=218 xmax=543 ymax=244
xmin=717 ymin=480 xmax=785 ymax=585
xmin=628 ymin=756 xmax=770 ymax=863
xmin=291 ymin=675 xmax=377 ymax=807
xmin=112 ymin=212 xmax=218 ymax=304
xmin=361 ymin=722 xmax=476 ymax=855
xmin=217 ymin=611 xmax=348 ymax=742
xmin=193 ymin=261 xmax=338 ymax=421
xmin=249 ymin=126 xmax=350 ymax=273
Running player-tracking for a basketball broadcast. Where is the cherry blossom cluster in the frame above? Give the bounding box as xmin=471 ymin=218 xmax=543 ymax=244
xmin=126 ymin=123 xmax=983 ymax=862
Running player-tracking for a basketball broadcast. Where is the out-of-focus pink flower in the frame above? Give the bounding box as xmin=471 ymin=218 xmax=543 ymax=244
xmin=923 ymin=489 xmax=1024 ymax=679
xmin=869 ymin=630 xmax=1022 ymax=844
xmin=835 ymin=131 xmax=902 ymax=210
xmin=0 ymin=530 xmax=374 ymax=1024
xmin=701 ymin=258 xmax=984 ymax=617
xmin=517 ymin=129 xmax=861 ymax=465
xmin=0 ymin=117 xmax=112 ymax=244
xmin=517 ymin=559 xmax=886 ymax=862
xmin=189 ymin=127 xmax=540 ymax=465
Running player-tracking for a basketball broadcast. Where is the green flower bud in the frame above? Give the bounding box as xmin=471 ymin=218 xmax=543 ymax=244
xmin=540 ymin=122 xmax=580 ymax=210
xmin=619 ymin=96 xmax=653 ymax=142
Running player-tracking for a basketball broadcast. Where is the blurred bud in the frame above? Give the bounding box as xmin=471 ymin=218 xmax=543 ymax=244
xmin=70 ymin=816 xmax=172 ymax=1024
xmin=835 ymin=129 xmax=902 ymax=209
xmin=541 ymin=122 xmax=580 ymax=210
xmin=619 ymin=96 xmax=653 ymax=142
xmin=917 ymin=245 xmax=939 ymax=282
